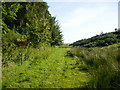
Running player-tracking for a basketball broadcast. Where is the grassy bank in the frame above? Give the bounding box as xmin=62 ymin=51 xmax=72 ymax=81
xmin=69 ymin=43 xmax=120 ymax=88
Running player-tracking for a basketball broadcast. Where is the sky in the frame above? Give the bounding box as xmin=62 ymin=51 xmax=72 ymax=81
xmin=45 ymin=0 xmax=119 ymax=43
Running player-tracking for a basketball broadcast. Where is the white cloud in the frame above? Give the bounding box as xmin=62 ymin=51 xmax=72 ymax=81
xmin=61 ymin=6 xmax=108 ymax=28
xmin=47 ymin=2 xmax=118 ymax=43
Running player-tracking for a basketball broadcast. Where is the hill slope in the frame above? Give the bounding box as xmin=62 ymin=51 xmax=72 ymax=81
xmin=70 ymin=30 xmax=120 ymax=47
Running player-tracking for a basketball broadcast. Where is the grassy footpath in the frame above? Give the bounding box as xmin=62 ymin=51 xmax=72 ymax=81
xmin=2 ymin=48 xmax=90 ymax=88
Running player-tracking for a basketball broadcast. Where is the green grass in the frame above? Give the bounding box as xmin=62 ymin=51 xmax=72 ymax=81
xmin=4 ymin=43 xmax=120 ymax=88
xmin=2 ymin=47 xmax=90 ymax=88
xmin=69 ymin=43 xmax=120 ymax=88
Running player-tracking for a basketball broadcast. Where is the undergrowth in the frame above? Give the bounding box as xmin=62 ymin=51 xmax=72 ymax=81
xmin=69 ymin=43 xmax=120 ymax=88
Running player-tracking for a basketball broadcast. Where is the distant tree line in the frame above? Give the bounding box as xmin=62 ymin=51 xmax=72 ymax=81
xmin=2 ymin=2 xmax=63 ymax=49
xmin=70 ymin=30 xmax=120 ymax=47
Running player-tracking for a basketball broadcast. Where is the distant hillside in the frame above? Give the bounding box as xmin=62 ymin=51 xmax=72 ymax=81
xmin=70 ymin=30 xmax=120 ymax=47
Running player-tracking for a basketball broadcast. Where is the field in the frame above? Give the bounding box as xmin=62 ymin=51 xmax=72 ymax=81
xmin=2 ymin=47 xmax=90 ymax=88
xmin=2 ymin=43 xmax=120 ymax=88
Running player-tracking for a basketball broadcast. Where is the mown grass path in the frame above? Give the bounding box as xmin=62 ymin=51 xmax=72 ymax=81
xmin=3 ymin=48 xmax=90 ymax=88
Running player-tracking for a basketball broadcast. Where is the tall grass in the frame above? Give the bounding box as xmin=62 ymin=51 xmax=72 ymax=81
xmin=2 ymin=45 xmax=52 ymax=66
xmin=70 ymin=44 xmax=120 ymax=88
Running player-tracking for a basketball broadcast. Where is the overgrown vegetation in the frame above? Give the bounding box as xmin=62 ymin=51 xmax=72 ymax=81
xmin=2 ymin=1 xmax=120 ymax=89
xmin=2 ymin=2 xmax=63 ymax=65
xmin=69 ymin=43 xmax=120 ymax=88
